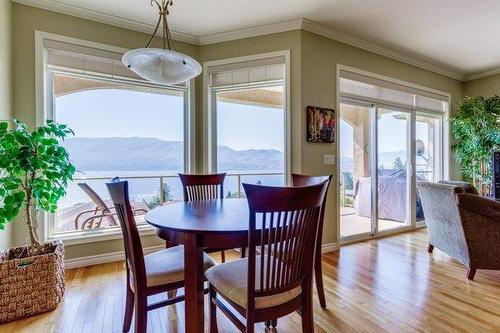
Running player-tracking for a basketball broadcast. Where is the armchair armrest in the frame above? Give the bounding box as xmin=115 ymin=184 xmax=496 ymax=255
xmin=456 ymin=193 xmax=500 ymax=269
xmin=456 ymin=193 xmax=500 ymax=221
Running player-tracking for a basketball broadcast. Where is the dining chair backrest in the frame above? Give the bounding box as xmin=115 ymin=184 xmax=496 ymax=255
xmin=106 ymin=180 xmax=146 ymax=290
xmin=178 ymin=173 xmax=226 ymax=201
xmin=291 ymin=173 xmax=332 ymax=241
xmin=243 ymin=181 xmax=329 ymax=309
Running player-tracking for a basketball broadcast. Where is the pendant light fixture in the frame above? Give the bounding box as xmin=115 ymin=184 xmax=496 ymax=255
xmin=122 ymin=0 xmax=201 ymax=85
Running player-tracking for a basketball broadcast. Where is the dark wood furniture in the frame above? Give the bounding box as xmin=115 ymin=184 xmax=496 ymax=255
xmin=179 ymin=173 xmax=226 ymax=201
xmin=205 ymin=181 xmax=329 ymax=333
xmin=146 ymin=198 xmax=260 ymax=333
xmin=178 ymin=173 xmax=232 ymax=262
xmin=106 ymin=180 xmax=216 ymax=333
xmin=291 ymin=173 xmax=333 ymax=309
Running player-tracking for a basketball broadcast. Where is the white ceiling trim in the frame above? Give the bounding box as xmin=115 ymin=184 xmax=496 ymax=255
xmin=464 ymin=68 xmax=500 ymax=82
xmin=13 ymin=0 xmax=500 ymax=82
xmin=12 ymin=0 xmax=199 ymax=44
xmin=197 ymin=19 xmax=302 ymax=45
xmin=300 ymin=19 xmax=465 ymax=81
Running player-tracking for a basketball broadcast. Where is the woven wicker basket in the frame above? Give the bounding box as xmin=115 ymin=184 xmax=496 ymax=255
xmin=0 ymin=240 xmax=65 ymax=324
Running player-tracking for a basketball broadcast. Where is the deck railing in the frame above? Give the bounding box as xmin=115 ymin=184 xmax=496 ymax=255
xmin=72 ymin=172 xmax=284 ymax=205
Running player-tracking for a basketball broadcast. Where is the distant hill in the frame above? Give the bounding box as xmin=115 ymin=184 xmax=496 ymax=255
xmin=341 ymin=150 xmax=422 ymax=172
xmin=62 ymin=137 xmax=284 ymax=172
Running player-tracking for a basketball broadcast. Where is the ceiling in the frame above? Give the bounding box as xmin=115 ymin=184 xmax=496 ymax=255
xmin=19 ymin=0 xmax=500 ymax=79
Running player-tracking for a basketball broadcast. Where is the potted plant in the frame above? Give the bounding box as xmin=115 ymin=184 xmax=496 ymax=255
xmin=0 ymin=119 xmax=75 ymax=323
xmin=451 ymin=96 xmax=500 ymax=195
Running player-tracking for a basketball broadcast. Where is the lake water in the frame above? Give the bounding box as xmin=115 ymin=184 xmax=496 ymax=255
xmin=59 ymin=170 xmax=285 ymax=209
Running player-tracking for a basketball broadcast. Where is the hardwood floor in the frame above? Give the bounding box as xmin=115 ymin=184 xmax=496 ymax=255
xmin=1 ymin=229 xmax=499 ymax=333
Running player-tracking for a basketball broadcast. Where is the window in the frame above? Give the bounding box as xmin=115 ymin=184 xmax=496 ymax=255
xmin=205 ymin=53 xmax=289 ymax=198
xmin=39 ymin=34 xmax=191 ymax=240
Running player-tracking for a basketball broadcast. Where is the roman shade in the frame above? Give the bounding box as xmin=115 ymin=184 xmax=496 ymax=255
xmin=339 ymin=69 xmax=449 ymax=113
xmin=207 ymin=56 xmax=285 ymax=88
xmin=44 ymin=38 xmax=186 ymax=88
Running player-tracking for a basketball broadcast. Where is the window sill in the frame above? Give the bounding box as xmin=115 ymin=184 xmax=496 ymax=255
xmin=46 ymin=224 xmax=157 ymax=246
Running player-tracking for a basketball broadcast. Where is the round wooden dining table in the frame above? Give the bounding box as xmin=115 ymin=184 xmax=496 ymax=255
xmin=144 ymin=198 xmax=253 ymax=333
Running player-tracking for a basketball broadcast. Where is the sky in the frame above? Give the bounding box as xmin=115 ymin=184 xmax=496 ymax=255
xmin=56 ymin=88 xmax=285 ymax=152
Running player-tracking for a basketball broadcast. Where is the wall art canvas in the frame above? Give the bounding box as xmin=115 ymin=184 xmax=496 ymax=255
xmin=306 ymin=106 xmax=336 ymax=143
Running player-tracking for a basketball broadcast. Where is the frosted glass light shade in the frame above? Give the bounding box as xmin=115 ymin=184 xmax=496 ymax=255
xmin=122 ymin=48 xmax=201 ymax=85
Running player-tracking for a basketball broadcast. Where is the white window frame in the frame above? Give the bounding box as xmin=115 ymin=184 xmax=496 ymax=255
xmin=335 ymin=64 xmax=451 ymax=246
xmin=35 ymin=31 xmax=196 ymax=245
xmin=202 ymin=50 xmax=291 ymax=184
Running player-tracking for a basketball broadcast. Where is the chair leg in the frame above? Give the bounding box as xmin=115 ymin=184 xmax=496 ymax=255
xmin=427 ymin=244 xmax=434 ymax=253
xmin=220 ymin=250 xmax=226 ymax=263
xmin=167 ymin=288 xmax=178 ymax=299
xmin=246 ymin=313 xmax=255 ymax=333
xmin=301 ymin=279 xmax=314 ymax=333
xmin=271 ymin=319 xmax=278 ymax=328
xmin=314 ymin=254 xmax=327 ymax=309
xmin=134 ymin=296 xmax=148 ymax=333
xmin=240 ymin=247 xmax=246 ymax=258
xmin=122 ymin=285 xmax=134 ymax=333
xmin=467 ymin=267 xmax=476 ymax=280
xmin=209 ymin=285 xmax=219 ymax=333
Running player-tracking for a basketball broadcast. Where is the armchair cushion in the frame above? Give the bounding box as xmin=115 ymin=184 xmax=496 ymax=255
xmin=438 ymin=180 xmax=479 ymax=195
xmin=418 ymin=182 xmax=469 ymax=265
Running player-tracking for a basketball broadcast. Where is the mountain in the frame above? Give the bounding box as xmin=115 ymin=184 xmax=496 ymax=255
xmin=340 ymin=150 xmax=416 ymax=172
xmin=62 ymin=137 xmax=284 ymax=172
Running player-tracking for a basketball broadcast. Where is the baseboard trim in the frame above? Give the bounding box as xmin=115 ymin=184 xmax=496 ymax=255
xmin=321 ymin=242 xmax=338 ymax=253
xmin=66 ymin=242 xmax=338 ymax=269
xmin=64 ymin=245 xmax=164 ymax=270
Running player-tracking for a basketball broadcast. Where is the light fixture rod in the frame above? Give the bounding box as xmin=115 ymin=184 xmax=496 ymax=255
xmin=144 ymin=0 xmax=175 ymax=50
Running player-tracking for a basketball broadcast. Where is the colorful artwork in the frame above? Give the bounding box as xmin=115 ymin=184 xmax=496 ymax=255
xmin=306 ymin=106 xmax=336 ymax=143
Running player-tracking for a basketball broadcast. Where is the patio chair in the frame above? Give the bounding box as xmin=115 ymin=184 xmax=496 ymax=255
xmin=74 ymin=182 xmax=148 ymax=230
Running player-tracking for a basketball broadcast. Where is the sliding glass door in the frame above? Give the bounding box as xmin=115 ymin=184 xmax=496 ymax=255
xmin=376 ymin=108 xmax=411 ymax=233
xmin=340 ymin=102 xmax=426 ymax=241
xmin=339 ymin=103 xmax=374 ymax=239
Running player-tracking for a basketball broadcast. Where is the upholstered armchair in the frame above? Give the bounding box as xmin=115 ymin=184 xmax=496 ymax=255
xmin=418 ymin=181 xmax=500 ymax=280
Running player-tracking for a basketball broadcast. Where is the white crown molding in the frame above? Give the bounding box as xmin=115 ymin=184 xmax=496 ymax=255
xmin=13 ymin=0 xmax=473 ymax=81
xmin=197 ymin=19 xmax=302 ymax=45
xmin=299 ymin=18 xmax=465 ymax=81
xmin=12 ymin=0 xmax=199 ymax=45
xmin=464 ymin=68 xmax=500 ymax=81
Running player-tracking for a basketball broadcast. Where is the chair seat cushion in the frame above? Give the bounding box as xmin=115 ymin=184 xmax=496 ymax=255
xmin=204 ymin=257 xmax=302 ymax=309
xmin=131 ymin=245 xmax=217 ymax=289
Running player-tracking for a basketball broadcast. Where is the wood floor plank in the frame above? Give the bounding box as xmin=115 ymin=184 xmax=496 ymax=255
xmin=0 ymin=230 xmax=499 ymax=333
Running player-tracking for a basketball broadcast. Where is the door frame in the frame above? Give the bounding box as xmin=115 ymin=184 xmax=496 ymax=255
xmin=335 ymin=65 xmax=451 ymax=246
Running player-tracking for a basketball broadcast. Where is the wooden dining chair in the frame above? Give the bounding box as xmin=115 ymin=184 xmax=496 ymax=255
xmin=179 ymin=173 xmax=230 ymax=262
xmin=205 ymin=181 xmax=329 ymax=333
xmin=106 ymin=179 xmax=216 ymax=333
xmin=291 ymin=173 xmax=333 ymax=309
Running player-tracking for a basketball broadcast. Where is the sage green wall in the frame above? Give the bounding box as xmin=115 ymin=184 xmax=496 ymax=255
xmin=0 ymin=0 xmax=13 ymax=251
xmin=11 ymin=3 xmax=465 ymax=259
xmin=464 ymin=74 xmax=500 ymax=97
xmin=300 ymin=30 xmax=464 ymax=244
xmin=11 ymin=3 xmax=197 ymax=258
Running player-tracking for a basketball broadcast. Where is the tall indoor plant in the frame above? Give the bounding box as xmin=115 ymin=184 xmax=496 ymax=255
xmin=451 ymin=96 xmax=500 ymax=194
xmin=0 ymin=119 xmax=75 ymax=323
